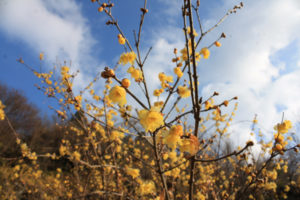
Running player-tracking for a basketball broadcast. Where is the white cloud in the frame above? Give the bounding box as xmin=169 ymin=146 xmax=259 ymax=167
xmin=0 ymin=0 xmax=99 ymax=90
xmin=140 ymin=0 xmax=300 ymax=147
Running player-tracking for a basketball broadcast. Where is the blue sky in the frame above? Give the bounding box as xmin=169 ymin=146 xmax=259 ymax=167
xmin=1 ymin=0 xmax=300 ymax=146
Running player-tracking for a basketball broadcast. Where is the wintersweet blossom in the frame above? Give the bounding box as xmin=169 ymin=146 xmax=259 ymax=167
xmin=274 ymin=120 xmax=292 ymax=134
xmin=200 ymin=47 xmax=210 ymax=59
xmin=108 ymin=86 xmax=127 ymax=106
xmin=164 ymin=125 xmax=183 ymax=150
xmin=119 ymin=51 xmax=136 ymax=65
xmin=180 ymin=134 xmax=200 ymax=156
xmin=139 ymin=108 xmax=164 ymax=132
xmin=139 ymin=180 xmax=156 ymax=195
xmin=187 ymin=26 xmax=198 ymax=37
xmin=127 ymin=66 xmax=143 ymax=81
xmin=118 ymin=34 xmax=126 ymax=45
xmin=174 ymin=67 xmax=183 ymax=77
xmin=125 ymin=167 xmax=140 ymax=179
xmin=177 ymin=85 xmax=191 ymax=98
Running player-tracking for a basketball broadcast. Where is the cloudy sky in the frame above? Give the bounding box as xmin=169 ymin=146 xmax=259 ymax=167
xmin=0 ymin=0 xmax=300 ymax=146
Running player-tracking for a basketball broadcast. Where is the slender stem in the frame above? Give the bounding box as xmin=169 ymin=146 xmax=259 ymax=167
xmin=164 ymin=97 xmax=181 ymax=121
xmin=185 ymin=0 xmax=203 ymax=199
xmin=153 ymin=132 xmax=171 ymax=200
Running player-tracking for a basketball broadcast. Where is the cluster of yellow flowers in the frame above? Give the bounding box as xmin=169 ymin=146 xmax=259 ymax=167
xmin=119 ymin=51 xmax=136 ymax=65
xmin=164 ymin=125 xmax=183 ymax=150
xmin=153 ymin=88 xmax=164 ymax=97
xmin=273 ymin=120 xmax=293 ymax=152
xmin=158 ymin=72 xmax=173 ymax=88
xmin=187 ymin=26 xmax=198 ymax=37
xmin=138 ymin=180 xmax=156 ymax=195
xmin=200 ymin=47 xmax=210 ymax=59
xmin=125 ymin=166 xmax=140 ymax=179
xmin=180 ymin=134 xmax=200 ymax=156
xmin=179 ymin=40 xmax=210 ymax=62
xmin=0 ymin=100 xmax=5 ymax=121
xmin=274 ymin=120 xmax=292 ymax=134
xmin=177 ymin=85 xmax=191 ymax=98
xmin=127 ymin=66 xmax=143 ymax=82
xmin=174 ymin=67 xmax=183 ymax=77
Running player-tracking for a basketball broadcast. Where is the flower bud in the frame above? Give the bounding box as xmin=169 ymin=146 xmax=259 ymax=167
xmin=121 ymin=78 xmax=131 ymax=88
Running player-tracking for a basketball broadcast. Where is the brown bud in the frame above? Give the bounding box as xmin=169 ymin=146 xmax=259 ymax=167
xmin=101 ymin=68 xmax=115 ymax=79
xmin=177 ymin=62 xmax=183 ymax=67
xmin=221 ymin=32 xmax=226 ymax=38
xmin=213 ymin=91 xmax=219 ymax=96
xmin=223 ymin=100 xmax=229 ymax=107
xmin=246 ymin=140 xmax=254 ymax=146
xmin=174 ymin=48 xmax=178 ymax=54
xmin=140 ymin=8 xmax=148 ymax=13
xmin=17 ymin=58 xmax=24 ymax=64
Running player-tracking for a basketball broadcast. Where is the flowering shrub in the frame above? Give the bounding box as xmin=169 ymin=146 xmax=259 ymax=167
xmin=1 ymin=0 xmax=300 ymax=200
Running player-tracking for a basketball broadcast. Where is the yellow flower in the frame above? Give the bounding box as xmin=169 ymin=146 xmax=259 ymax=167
xmin=275 ymin=143 xmax=283 ymax=151
xmin=0 ymin=100 xmax=5 ymax=121
xmin=180 ymin=47 xmax=188 ymax=61
xmin=177 ymin=86 xmax=191 ymax=98
xmin=125 ymin=167 xmax=140 ymax=179
xmin=180 ymin=134 xmax=200 ymax=156
xmin=196 ymin=191 xmax=206 ymax=200
xmin=119 ymin=51 xmax=136 ymax=65
xmin=108 ymin=86 xmax=127 ymax=106
xmin=153 ymin=89 xmax=162 ymax=97
xmin=118 ymin=34 xmax=126 ymax=45
xmin=164 ymin=125 xmax=183 ymax=150
xmin=187 ymin=26 xmax=198 ymax=37
xmin=158 ymin=72 xmax=173 ymax=83
xmin=127 ymin=66 xmax=143 ymax=81
xmin=205 ymin=100 xmax=214 ymax=110
xmin=200 ymin=47 xmax=210 ymax=59
xmin=110 ymin=130 xmax=124 ymax=141
xmin=139 ymin=180 xmax=156 ymax=195
xmin=274 ymin=120 xmax=292 ymax=134
xmin=139 ymin=108 xmax=164 ymax=132
xmin=174 ymin=67 xmax=183 ymax=77
xmin=72 ymin=151 xmax=81 ymax=161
